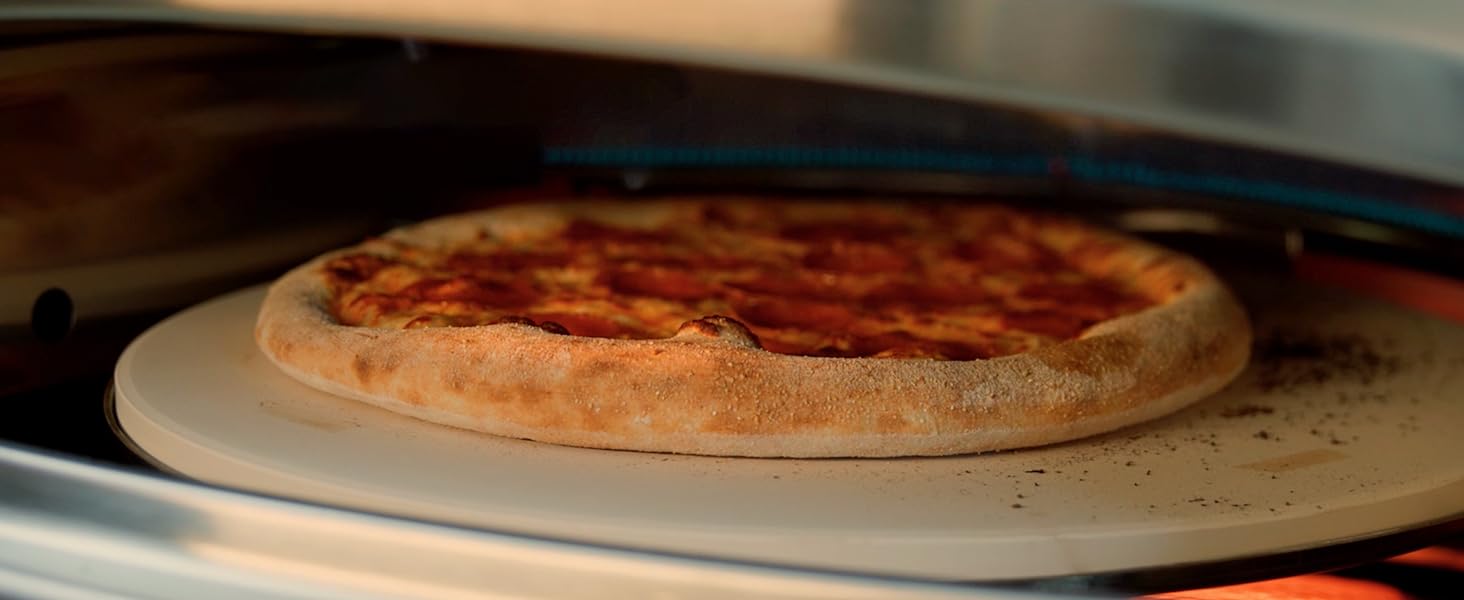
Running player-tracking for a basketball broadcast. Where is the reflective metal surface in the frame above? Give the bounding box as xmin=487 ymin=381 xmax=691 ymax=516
xmin=4 ymin=0 xmax=1464 ymax=187
xmin=0 ymin=443 xmax=1057 ymax=599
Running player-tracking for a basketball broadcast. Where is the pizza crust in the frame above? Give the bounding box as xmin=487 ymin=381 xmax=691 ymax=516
xmin=255 ymin=199 xmax=1250 ymax=457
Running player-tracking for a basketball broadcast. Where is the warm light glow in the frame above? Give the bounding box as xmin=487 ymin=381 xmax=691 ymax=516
xmin=170 ymin=0 xmax=848 ymax=58
xmin=1147 ymin=573 xmax=1407 ymax=600
xmin=1295 ymin=253 xmax=1464 ymax=325
xmin=1388 ymin=545 xmax=1464 ymax=571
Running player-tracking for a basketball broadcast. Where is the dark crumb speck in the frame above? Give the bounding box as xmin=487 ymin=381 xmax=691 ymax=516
xmin=1124 ymin=461 xmax=1136 ymax=467
xmin=1017 ymin=493 xmax=1025 ymax=499
xmin=1025 ymin=469 xmax=1046 ymax=474
xmin=1011 ymin=503 xmax=1024 ymax=509
xmin=1254 ymin=430 xmax=1272 ymax=440
xmin=1252 ymin=330 xmax=1401 ymax=393
xmin=1221 ymin=405 xmax=1275 ymax=418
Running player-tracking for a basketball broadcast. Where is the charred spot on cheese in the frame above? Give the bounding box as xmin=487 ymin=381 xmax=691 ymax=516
xmin=325 ymin=204 xmax=1162 ymax=360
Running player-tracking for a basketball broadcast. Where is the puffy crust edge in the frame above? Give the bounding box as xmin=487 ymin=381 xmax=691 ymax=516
xmin=254 ymin=200 xmax=1251 ymax=457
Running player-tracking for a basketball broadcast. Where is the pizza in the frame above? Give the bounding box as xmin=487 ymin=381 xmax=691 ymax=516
xmin=254 ymin=198 xmax=1251 ymax=457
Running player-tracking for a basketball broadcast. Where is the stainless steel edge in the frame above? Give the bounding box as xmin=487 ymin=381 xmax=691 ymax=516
xmin=0 ymin=443 xmax=1052 ymax=599
xmin=3 ymin=0 xmax=1464 ymax=187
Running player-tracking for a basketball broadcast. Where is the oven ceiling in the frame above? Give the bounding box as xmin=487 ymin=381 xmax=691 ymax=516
xmin=3 ymin=0 xmax=1464 ymax=188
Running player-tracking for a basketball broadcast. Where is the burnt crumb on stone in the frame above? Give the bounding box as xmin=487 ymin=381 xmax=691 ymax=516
xmin=1011 ymin=503 xmax=1024 ymax=509
xmin=1254 ymin=430 xmax=1272 ymax=440
xmin=1221 ymin=405 xmax=1275 ymax=418
xmin=1308 ymin=427 xmax=1351 ymax=446
xmin=1024 ymin=469 xmax=1046 ymax=474
xmin=1252 ymin=330 xmax=1401 ymax=393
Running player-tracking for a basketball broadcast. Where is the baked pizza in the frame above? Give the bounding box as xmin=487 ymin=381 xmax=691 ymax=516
xmin=255 ymin=198 xmax=1250 ymax=457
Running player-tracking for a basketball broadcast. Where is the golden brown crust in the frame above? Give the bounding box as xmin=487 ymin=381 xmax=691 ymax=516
xmin=255 ymin=198 xmax=1251 ymax=457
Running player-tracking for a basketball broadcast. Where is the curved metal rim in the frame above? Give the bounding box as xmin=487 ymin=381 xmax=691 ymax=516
xmin=103 ymin=383 xmax=183 ymax=477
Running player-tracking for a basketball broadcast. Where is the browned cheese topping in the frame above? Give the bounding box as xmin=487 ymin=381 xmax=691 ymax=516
xmin=324 ymin=204 xmax=1158 ymax=360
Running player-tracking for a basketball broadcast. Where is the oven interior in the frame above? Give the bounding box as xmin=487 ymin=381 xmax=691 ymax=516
xmin=2 ymin=4 xmax=1462 ymax=599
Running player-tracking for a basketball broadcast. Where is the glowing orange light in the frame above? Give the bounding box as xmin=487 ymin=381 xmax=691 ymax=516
xmin=1146 ymin=573 xmax=1406 ymax=600
xmin=1387 ymin=544 xmax=1464 ymax=571
xmin=1295 ymin=253 xmax=1464 ymax=324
